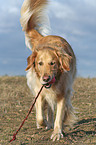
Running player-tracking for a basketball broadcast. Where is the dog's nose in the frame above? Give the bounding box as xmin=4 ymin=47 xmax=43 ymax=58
xmin=43 ymin=74 xmax=50 ymax=82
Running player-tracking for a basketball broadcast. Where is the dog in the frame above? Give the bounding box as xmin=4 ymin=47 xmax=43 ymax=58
xmin=20 ymin=0 xmax=76 ymax=141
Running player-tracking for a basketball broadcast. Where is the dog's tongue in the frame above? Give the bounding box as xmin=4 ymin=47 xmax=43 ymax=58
xmin=48 ymin=76 xmax=56 ymax=84
xmin=44 ymin=77 xmax=56 ymax=89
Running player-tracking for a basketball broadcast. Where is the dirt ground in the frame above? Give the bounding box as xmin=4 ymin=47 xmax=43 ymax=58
xmin=0 ymin=76 xmax=96 ymax=145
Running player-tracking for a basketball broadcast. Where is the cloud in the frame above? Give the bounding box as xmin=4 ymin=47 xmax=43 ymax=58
xmin=49 ymin=1 xmax=74 ymax=19
xmin=0 ymin=1 xmax=23 ymax=33
xmin=0 ymin=0 xmax=30 ymax=75
xmin=49 ymin=0 xmax=96 ymax=36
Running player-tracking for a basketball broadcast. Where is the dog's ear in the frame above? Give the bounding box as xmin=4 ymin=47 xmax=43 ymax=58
xmin=25 ymin=51 xmax=37 ymax=71
xmin=61 ymin=53 xmax=72 ymax=71
xmin=54 ymin=51 xmax=72 ymax=72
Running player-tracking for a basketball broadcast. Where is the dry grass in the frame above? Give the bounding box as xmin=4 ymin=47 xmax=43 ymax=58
xmin=0 ymin=76 xmax=96 ymax=145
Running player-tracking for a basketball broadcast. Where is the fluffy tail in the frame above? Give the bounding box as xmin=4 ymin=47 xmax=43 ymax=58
xmin=20 ymin=0 xmax=50 ymax=50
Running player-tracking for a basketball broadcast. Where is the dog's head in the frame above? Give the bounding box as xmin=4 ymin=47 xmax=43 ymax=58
xmin=25 ymin=47 xmax=72 ymax=88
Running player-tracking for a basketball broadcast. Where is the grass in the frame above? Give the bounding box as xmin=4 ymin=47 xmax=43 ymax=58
xmin=0 ymin=76 xmax=96 ymax=145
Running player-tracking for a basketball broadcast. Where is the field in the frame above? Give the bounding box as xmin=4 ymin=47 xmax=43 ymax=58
xmin=0 ymin=76 xmax=96 ymax=145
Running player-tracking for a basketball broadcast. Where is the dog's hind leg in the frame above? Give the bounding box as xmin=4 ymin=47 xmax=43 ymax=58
xmin=46 ymin=105 xmax=54 ymax=129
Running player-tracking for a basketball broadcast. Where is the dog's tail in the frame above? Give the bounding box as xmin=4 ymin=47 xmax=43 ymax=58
xmin=20 ymin=0 xmax=50 ymax=50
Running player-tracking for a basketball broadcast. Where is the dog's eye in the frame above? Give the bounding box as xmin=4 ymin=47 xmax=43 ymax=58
xmin=38 ymin=62 xmax=43 ymax=66
xmin=50 ymin=62 xmax=55 ymax=65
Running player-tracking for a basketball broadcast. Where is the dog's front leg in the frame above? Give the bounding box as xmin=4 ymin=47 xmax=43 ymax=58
xmin=35 ymin=95 xmax=46 ymax=129
xmin=51 ymin=97 xmax=64 ymax=141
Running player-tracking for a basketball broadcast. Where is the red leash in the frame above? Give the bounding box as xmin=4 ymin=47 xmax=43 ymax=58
xmin=9 ymin=77 xmax=56 ymax=143
xmin=9 ymin=85 xmax=44 ymax=142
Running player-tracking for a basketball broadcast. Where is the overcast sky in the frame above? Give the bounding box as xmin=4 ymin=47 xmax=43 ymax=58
xmin=0 ymin=0 xmax=96 ymax=77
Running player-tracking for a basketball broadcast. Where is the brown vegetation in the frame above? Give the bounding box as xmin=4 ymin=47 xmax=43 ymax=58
xmin=0 ymin=76 xmax=96 ymax=144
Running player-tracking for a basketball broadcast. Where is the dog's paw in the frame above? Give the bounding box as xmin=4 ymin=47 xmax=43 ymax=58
xmin=36 ymin=119 xmax=46 ymax=129
xmin=46 ymin=123 xmax=52 ymax=130
xmin=37 ymin=119 xmax=52 ymax=129
xmin=50 ymin=127 xmax=63 ymax=141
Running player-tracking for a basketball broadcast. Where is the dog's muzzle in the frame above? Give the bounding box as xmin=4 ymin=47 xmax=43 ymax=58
xmin=42 ymin=76 xmax=56 ymax=89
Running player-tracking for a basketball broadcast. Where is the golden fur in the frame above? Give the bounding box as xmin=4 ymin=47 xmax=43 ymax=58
xmin=20 ymin=0 xmax=76 ymax=141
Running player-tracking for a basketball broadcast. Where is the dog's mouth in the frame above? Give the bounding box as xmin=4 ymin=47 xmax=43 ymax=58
xmin=44 ymin=83 xmax=52 ymax=89
xmin=42 ymin=76 xmax=56 ymax=89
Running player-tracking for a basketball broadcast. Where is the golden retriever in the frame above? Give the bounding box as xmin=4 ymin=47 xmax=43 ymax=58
xmin=20 ymin=0 xmax=76 ymax=141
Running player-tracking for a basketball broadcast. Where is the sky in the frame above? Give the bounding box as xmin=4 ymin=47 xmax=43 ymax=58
xmin=0 ymin=0 xmax=96 ymax=77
